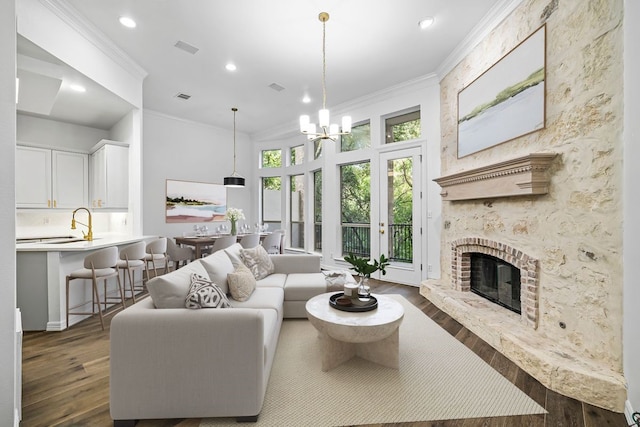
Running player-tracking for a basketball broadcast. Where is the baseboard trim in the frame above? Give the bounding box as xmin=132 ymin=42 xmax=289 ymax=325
xmin=626 ymin=400 xmax=637 ymax=426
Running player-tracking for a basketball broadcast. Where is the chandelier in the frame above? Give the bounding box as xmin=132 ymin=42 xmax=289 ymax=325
xmin=223 ymin=107 xmax=245 ymax=188
xmin=299 ymin=12 xmax=352 ymax=142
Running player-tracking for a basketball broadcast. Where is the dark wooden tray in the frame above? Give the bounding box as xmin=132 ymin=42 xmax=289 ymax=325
xmin=329 ymin=292 xmax=378 ymax=312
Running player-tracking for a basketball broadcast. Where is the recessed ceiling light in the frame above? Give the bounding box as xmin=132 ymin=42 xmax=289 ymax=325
xmin=69 ymin=84 xmax=86 ymax=93
xmin=225 ymin=63 xmax=237 ymax=71
xmin=119 ymin=16 xmax=137 ymax=28
xmin=418 ymin=17 xmax=435 ymax=29
xmin=302 ymin=95 xmax=311 ymax=103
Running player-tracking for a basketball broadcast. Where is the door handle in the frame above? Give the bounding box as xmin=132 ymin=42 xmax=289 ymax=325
xmin=380 ymin=229 xmax=385 ymax=234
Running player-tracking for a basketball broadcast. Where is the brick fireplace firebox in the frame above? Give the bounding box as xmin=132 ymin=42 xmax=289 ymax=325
xmin=451 ymin=237 xmax=539 ymax=329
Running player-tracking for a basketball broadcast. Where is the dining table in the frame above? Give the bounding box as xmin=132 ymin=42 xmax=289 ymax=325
xmin=174 ymin=233 xmax=269 ymax=259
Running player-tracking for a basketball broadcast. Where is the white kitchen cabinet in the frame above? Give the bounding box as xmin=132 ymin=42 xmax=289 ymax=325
xmin=16 ymin=145 xmax=88 ymax=208
xmin=89 ymin=140 xmax=129 ymax=209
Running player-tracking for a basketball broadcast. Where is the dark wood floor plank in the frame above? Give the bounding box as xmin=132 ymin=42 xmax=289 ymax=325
xmin=545 ymin=389 xmax=585 ymax=427
xmin=582 ymin=403 xmax=628 ymax=427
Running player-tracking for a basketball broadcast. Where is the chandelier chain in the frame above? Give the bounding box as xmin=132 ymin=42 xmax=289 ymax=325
xmin=232 ymin=107 xmax=237 ymax=173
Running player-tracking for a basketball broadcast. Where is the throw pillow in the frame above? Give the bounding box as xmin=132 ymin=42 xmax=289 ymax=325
xmin=199 ymin=248 xmax=235 ymax=294
xmin=185 ymin=273 xmax=231 ymax=309
xmin=147 ymin=261 xmax=209 ymax=308
xmin=224 ymin=243 xmax=244 ymax=266
xmin=240 ymin=245 xmax=275 ymax=280
xmin=227 ymin=263 xmax=256 ymax=302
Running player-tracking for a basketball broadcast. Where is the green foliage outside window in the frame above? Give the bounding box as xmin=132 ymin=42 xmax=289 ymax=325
xmin=261 ymin=149 xmax=282 ymax=168
xmin=262 ymin=176 xmax=281 ymax=190
xmin=390 ymin=119 xmax=421 ymax=143
xmin=389 ymin=158 xmax=413 ymax=224
xmin=341 ymin=162 xmax=370 ymax=223
xmin=341 ymin=122 xmax=370 ymax=152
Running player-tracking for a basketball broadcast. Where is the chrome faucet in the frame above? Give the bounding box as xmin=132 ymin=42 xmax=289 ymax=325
xmin=71 ymin=207 xmax=93 ymax=241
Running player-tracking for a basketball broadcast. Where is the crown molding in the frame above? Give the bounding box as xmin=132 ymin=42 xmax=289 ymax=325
xmin=436 ymin=0 xmax=524 ymax=80
xmin=40 ymin=0 xmax=147 ymax=81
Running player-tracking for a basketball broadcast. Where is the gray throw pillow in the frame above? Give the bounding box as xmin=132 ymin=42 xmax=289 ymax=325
xmin=240 ymin=245 xmax=275 ymax=280
xmin=185 ymin=273 xmax=231 ymax=309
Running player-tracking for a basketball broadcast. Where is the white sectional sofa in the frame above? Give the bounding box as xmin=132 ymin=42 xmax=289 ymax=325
xmin=110 ymin=244 xmax=344 ymax=426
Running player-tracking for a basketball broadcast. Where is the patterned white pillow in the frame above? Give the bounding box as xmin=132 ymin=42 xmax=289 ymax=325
xmin=227 ymin=263 xmax=256 ymax=302
xmin=185 ymin=273 xmax=231 ymax=309
xmin=240 ymin=245 xmax=275 ymax=280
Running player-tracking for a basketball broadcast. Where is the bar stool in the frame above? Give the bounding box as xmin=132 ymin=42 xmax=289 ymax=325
xmin=66 ymin=246 xmax=125 ymax=330
xmin=116 ymin=241 xmax=146 ymax=303
xmin=144 ymin=237 xmax=169 ymax=281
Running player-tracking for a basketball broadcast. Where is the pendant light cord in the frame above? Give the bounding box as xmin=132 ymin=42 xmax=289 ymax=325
xmin=321 ymin=13 xmax=327 ymax=110
xmin=232 ymin=107 xmax=237 ymax=175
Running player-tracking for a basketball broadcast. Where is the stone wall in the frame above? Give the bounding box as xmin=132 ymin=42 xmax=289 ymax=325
xmin=430 ymin=0 xmax=625 ymax=409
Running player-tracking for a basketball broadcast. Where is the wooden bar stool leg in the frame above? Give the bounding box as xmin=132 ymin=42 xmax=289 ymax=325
xmin=127 ymin=267 xmax=136 ymax=304
xmin=66 ymin=276 xmax=70 ymax=329
xmin=116 ymin=274 xmax=126 ymax=310
xmin=92 ymin=273 xmax=105 ymax=331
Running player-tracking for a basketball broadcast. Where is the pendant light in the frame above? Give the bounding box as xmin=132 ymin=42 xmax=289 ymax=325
xmin=224 ymin=107 xmax=245 ymax=188
xmin=299 ymin=12 xmax=352 ymax=142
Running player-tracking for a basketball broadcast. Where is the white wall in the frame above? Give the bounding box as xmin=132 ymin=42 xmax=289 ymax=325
xmin=0 ymin=0 xmax=18 ymax=424
xmin=623 ymin=0 xmax=640 ymax=419
xmin=142 ymin=110 xmax=254 ymax=238
xmin=17 ymin=113 xmax=108 ymax=150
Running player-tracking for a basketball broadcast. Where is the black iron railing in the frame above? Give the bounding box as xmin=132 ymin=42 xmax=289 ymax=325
xmin=340 ymin=223 xmax=412 ymax=263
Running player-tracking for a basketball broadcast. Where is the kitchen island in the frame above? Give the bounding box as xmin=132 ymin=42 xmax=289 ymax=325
xmin=17 ymin=234 xmax=155 ymax=331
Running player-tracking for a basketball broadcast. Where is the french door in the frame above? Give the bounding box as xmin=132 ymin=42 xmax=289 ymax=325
xmin=375 ymin=148 xmax=422 ymax=285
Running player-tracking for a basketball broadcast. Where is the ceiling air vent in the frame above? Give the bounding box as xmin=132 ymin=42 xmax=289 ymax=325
xmin=175 ymin=93 xmax=191 ymax=100
xmin=268 ymin=83 xmax=285 ymax=92
xmin=174 ymin=40 xmax=199 ymax=55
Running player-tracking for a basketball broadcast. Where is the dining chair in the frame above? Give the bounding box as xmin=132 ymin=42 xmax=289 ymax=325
xmin=66 ymin=246 xmax=125 ymax=330
xmin=260 ymin=231 xmax=283 ymax=254
xmin=144 ymin=237 xmax=169 ymax=281
xmin=116 ymin=241 xmax=146 ymax=304
xmin=166 ymin=237 xmax=195 ymax=270
xmin=208 ymin=235 xmax=237 ymax=254
xmin=239 ymin=233 xmax=260 ymax=249
xmin=272 ymin=229 xmax=286 ymax=254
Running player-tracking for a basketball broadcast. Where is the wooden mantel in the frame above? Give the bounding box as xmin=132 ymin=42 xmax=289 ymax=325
xmin=434 ymin=153 xmax=558 ymax=201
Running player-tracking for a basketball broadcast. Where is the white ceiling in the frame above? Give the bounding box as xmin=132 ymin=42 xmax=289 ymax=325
xmin=18 ymin=0 xmax=507 ymax=135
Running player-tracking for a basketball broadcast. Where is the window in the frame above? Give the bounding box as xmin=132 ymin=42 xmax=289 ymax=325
xmin=291 ymin=145 xmax=305 ymax=165
xmin=313 ymin=140 xmax=322 ymax=159
xmin=385 ymin=111 xmax=420 ymax=143
xmin=341 ymin=122 xmax=370 ymax=152
xmin=290 ymin=174 xmax=304 ymax=249
xmin=340 ymin=162 xmax=370 ymax=257
xmin=261 ymin=149 xmax=282 ymax=168
xmin=262 ymin=177 xmax=281 ymax=230
xmin=313 ymin=170 xmax=322 ymax=252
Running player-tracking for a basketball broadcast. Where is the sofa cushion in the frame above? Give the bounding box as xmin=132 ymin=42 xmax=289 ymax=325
xmin=240 ymin=245 xmax=275 ymax=280
xmin=147 ymin=261 xmax=209 ymax=308
xmin=185 ymin=273 xmax=231 ymax=309
xmin=230 ymin=287 xmax=285 ymax=318
xmin=224 ymin=243 xmax=244 ymax=266
xmin=227 ymin=263 xmax=256 ymax=302
xmin=284 ymin=272 xmax=330 ymax=301
xmin=200 ymin=249 xmax=235 ymax=294
xmin=256 ymin=273 xmax=287 ymax=288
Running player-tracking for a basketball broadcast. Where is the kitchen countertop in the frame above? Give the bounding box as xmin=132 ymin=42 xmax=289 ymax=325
xmin=16 ymin=234 xmax=151 ymax=252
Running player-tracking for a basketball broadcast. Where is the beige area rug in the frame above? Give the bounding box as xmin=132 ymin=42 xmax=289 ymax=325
xmin=200 ymin=295 xmax=545 ymax=427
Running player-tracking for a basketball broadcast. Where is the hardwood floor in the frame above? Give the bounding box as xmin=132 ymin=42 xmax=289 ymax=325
xmin=21 ymin=280 xmax=628 ymax=427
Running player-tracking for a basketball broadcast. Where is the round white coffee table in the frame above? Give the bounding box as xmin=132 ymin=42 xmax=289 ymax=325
xmin=305 ymin=292 xmax=404 ymax=371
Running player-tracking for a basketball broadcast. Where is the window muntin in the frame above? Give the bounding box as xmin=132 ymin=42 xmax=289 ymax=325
xmin=385 ymin=111 xmax=421 ymax=143
xmin=340 ymin=122 xmax=370 ymax=152
xmin=290 ymin=174 xmax=304 ymax=249
xmin=340 ymin=162 xmax=370 ymax=257
xmin=261 ymin=149 xmax=282 ymax=168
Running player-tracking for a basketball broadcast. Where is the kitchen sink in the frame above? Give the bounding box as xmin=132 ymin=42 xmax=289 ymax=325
xmin=42 ymin=237 xmax=101 ymax=244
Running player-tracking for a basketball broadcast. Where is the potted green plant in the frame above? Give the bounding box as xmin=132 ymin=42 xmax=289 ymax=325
xmin=343 ymin=253 xmax=390 ymax=297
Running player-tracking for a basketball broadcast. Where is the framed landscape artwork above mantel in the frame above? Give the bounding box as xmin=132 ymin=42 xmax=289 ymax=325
xmin=457 ymin=24 xmax=546 ymax=158
xmin=165 ymin=179 xmax=227 ymax=223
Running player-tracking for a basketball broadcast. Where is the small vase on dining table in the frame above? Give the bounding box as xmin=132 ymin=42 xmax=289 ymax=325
xmin=230 ymin=219 xmax=237 ymax=236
